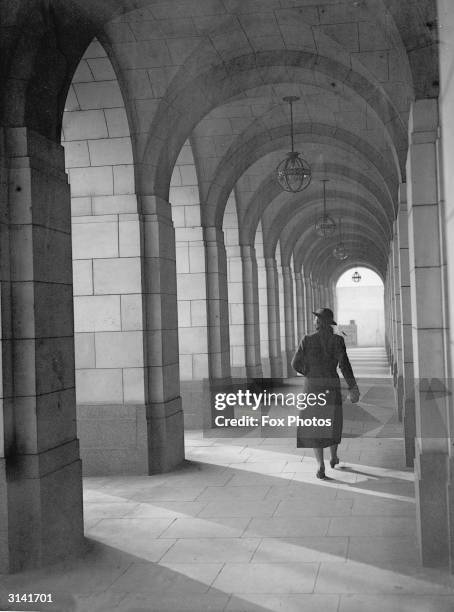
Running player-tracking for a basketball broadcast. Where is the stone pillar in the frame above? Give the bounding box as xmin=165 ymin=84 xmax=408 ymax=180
xmin=386 ymin=260 xmax=394 ymax=370
xmin=329 ymin=283 xmax=335 ymax=310
xmin=323 ymin=285 xmax=330 ymax=308
xmin=0 ymin=127 xmax=84 ymax=572
xmin=304 ymin=276 xmax=314 ymax=333
xmin=282 ymin=265 xmax=296 ymax=373
xmin=321 ymin=285 xmax=327 ymax=308
xmin=140 ymin=195 xmax=185 ymax=473
xmin=204 ymin=227 xmax=231 ymax=382
xmin=393 ymin=226 xmax=404 ymax=421
xmin=311 ymin=280 xmax=318 ymax=311
xmin=397 ymin=185 xmax=416 ymax=466
xmin=407 ymin=99 xmax=450 ymax=567
xmin=265 ymin=258 xmax=283 ymax=379
xmin=384 ymin=266 xmax=392 ymax=365
xmin=295 ymin=271 xmax=305 ymax=340
xmin=276 ymin=255 xmax=287 ymax=377
xmin=255 ymin=230 xmax=270 ymax=377
xmin=241 ymin=244 xmax=262 ymax=379
xmin=433 ymin=1 xmax=454 ymax=572
xmin=388 ymin=245 xmax=398 ymax=388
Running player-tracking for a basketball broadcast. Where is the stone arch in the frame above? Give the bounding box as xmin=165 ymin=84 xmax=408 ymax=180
xmin=300 ymin=237 xmax=388 ymax=281
xmin=207 ymin=126 xmax=397 ymax=231
xmin=261 ymin=194 xmax=389 ymax=261
xmin=143 ymin=48 xmax=409 ymax=198
xmin=281 ymin=210 xmax=388 ymax=269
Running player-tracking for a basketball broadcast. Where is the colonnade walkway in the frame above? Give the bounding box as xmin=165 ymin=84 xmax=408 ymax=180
xmin=1 ymin=349 xmax=454 ymax=612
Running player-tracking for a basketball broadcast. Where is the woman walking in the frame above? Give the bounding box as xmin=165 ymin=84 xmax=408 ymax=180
xmin=291 ymin=308 xmax=360 ymax=479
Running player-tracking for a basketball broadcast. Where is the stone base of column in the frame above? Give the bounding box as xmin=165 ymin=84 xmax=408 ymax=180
xmin=147 ymin=397 xmax=185 ymax=474
xmin=77 ymin=404 xmax=149 ymax=475
xmin=246 ymin=364 xmax=264 ymax=379
xmin=0 ymin=451 xmax=84 ymax=573
xmin=261 ymin=357 xmax=272 ymax=378
xmin=231 ymin=365 xmax=247 ymax=377
xmin=286 ymin=350 xmax=296 ymax=376
xmin=415 ymin=449 xmax=449 ymax=567
xmin=281 ymin=352 xmax=288 ymax=378
xmin=269 ymin=356 xmax=284 ymax=379
xmin=181 ymin=380 xmax=212 ymax=429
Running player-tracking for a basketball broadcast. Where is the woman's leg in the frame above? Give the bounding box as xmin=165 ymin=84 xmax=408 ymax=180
xmin=329 ymin=444 xmax=338 ymax=461
xmin=313 ymin=447 xmax=324 ymax=468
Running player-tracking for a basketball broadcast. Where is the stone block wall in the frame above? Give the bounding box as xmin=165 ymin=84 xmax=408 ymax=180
xmin=62 ymin=40 xmax=146 ymax=473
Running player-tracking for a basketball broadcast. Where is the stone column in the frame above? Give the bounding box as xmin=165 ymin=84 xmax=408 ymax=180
xmin=0 ymin=127 xmax=84 ymax=572
xmin=265 ymin=258 xmax=283 ymax=379
xmin=407 ymin=98 xmax=450 ymax=567
xmin=321 ymin=285 xmax=327 ymax=308
xmin=397 ymin=185 xmax=416 ymax=466
xmin=294 ymin=271 xmax=305 ymax=340
xmin=384 ymin=266 xmax=392 ymax=365
xmin=203 ymin=227 xmax=231 ymax=382
xmin=282 ymin=265 xmax=296 ymax=373
xmin=241 ymin=244 xmax=262 ymax=379
xmin=255 ymin=233 xmax=270 ymax=377
xmin=140 ymin=194 xmax=185 ymax=473
xmin=328 ymin=283 xmax=335 ymax=310
xmin=311 ymin=280 xmax=318 ymax=311
xmin=393 ymin=226 xmax=404 ymax=421
xmin=437 ymin=0 xmax=454 ymax=571
xmin=387 ymin=259 xmax=394 ymax=371
xmin=304 ymin=276 xmax=314 ymax=333
xmin=323 ymin=285 xmax=330 ymax=308
xmin=387 ymin=252 xmax=395 ymax=379
xmin=388 ymin=245 xmax=398 ymax=388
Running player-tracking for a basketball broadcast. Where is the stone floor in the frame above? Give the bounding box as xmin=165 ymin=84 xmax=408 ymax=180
xmin=1 ymin=349 xmax=454 ymax=612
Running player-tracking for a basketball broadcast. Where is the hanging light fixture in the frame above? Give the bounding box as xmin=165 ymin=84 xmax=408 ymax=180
xmin=315 ymin=179 xmax=336 ymax=237
xmin=333 ymin=217 xmax=348 ymax=260
xmin=276 ymin=96 xmax=311 ymax=193
xmin=352 ymin=270 xmax=361 ymax=283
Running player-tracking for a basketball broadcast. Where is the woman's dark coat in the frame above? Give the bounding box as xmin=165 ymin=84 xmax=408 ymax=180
xmin=291 ymin=329 xmax=357 ymax=448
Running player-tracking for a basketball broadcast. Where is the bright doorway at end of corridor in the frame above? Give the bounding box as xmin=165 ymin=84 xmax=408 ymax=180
xmin=335 ymin=267 xmax=384 ymax=347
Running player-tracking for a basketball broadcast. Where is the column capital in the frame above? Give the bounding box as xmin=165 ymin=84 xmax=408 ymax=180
xmin=409 ymin=98 xmax=438 ymax=137
xmin=240 ymin=244 xmax=256 ymax=260
xmin=398 ymin=182 xmax=407 ymax=207
xmin=264 ymin=257 xmax=278 ymax=270
xmin=203 ymin=225 xmax=224 ymax=243
xmin=138 ymin=194 xmax=172 ymax=219
xmin=4 ymin=126 xmax=66 ymax=171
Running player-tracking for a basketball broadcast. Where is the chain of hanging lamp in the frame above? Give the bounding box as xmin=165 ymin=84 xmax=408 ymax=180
xmin=315 ymin=179 xmax=336 ymax=237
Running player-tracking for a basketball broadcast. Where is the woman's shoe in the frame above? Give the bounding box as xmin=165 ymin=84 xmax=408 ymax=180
xmin=316 ymin=465 xmax=326 ymax=479
xmin=330 ymin=457 xmax=340 ymax=469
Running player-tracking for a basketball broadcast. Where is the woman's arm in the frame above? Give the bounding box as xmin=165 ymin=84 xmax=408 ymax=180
xmin=337 ymin=337 xmax=359 ymax=401
xmin=291 ymin=336 xmax=308 ymax=375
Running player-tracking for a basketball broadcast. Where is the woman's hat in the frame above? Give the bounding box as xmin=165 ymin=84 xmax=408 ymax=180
xmin=312 ymin=308 xmax=337 ymax=325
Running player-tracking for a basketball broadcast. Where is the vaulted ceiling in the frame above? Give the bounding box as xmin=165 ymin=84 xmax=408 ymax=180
xmin=0 ymin=0 xmax=439 ymax=281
